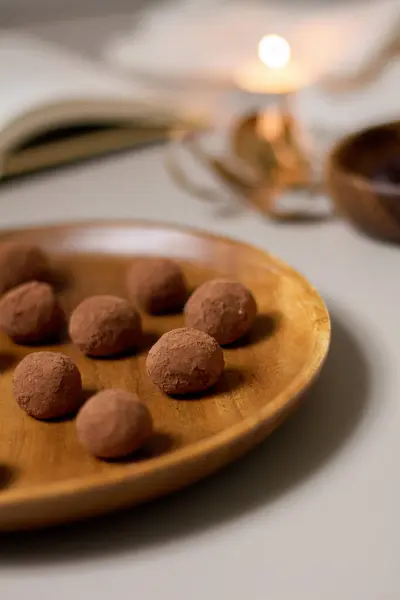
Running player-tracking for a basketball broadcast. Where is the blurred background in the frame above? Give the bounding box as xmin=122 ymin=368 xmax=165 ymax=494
xmin=0 ymin=0 xmax=398 ymax=208
xmin=1 ymin=0 xmax=368 ymax=25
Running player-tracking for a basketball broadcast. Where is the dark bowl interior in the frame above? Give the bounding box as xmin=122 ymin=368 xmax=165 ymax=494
xmin=327 ymin=121 xmax=400 ymax=242
xmin=331 ymin=121 xmax=400 ymax=191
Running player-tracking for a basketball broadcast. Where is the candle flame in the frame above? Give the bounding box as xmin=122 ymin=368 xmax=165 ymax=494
xmin=258 ymin=34 xmax=291 ymax=69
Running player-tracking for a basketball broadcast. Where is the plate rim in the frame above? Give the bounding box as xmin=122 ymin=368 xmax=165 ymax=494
xmin=0 ymin=219 xmax=331 ymax=509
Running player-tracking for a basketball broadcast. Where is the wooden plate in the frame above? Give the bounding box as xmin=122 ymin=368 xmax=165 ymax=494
xmin=0 ymin=221 xmax=330 ymax=530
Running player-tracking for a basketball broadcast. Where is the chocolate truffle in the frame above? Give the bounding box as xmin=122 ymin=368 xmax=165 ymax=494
xmin=69 ymin=295 xmax=142 ymax=357
xmin=184 ymin=279 xmax=257 ymax=345
xmin=76 ymin=389 xmax=153 ymax=459
xmin=0 ymin=281 xmax=65 ymax=344
xmin=146 ymin=327 xmax=224 ymax=395
xmin=126 ymin=258 xmax=187 ymax=314
xmin=13 ymin=351 xmax=82 ymax=420
xmin=0 ymin=241 xmax=49 ymax=295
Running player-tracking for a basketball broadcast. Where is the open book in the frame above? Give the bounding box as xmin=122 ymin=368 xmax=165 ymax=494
xmin=0 ymin=33 xmax=204 ymax=179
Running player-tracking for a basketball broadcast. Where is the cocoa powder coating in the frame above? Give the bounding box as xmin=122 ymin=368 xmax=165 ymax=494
xmin=126 ymin=258 xmax=187 ymax=314
xmin=76 ymin=389 xmax=153 ymax=459
xmin=13 ymin=351 xmax=82 ymax=420
xmin=0 ymin=281 xmax=65 ymax=344
xmin=69 ymin=295 xmax=142 ymax=357
xmin=184 ymin=279 xmax=257 ymax=345
xmin=146 ymin=327 xmax=224 ymax=395
xmin=0 ymin=241 xmax=49 ymax=295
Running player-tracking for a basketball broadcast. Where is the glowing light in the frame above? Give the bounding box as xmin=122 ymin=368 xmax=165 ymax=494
xmin=258 ymin=35 xmax=291 ymax=69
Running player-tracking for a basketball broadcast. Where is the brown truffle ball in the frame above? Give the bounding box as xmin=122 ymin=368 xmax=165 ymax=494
xmin=184 ymin=279 xmax=257 ymax=345
xmin=0 ymin=241 xmax=49 ymax=295
xmin=146 ymin=327 xmax=224 ymax=395
xmin=13 ymin=351 xmax=82 ymax=420
xmin=126 ymin=258 xmax=187 ymax=314
xmin=0 ymin=281 xmax=65 ymax=344
xmin=76 ymin=389 xmax=153 ymax=459
xmin=69 ymin=295 xmax=142 ymax=357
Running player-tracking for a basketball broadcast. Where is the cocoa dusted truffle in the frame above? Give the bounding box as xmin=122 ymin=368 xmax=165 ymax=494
xmin=0 ymin=241 xmax=49 ymax=295
xmin=0 ymin=281 xmax=65 ymax=344
xmin=184 ymin=279 xmax=257 ymax=345
xmin=69 ymin=295 xmax=142 ymax=357
xmin=126 ymin=257 xmax=187 ymax=314
xmin=146 ymin=327 xmax=224 ymax=395
xmin=13 ymin=351 xmax=82 ymax=420
xmin=76 ymin=389 xmax=153 ymax=459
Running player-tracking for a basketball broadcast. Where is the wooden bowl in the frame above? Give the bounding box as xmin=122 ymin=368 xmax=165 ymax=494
xmin=326 ymin=121 xmax=400 ymax=241
xmin=0 ymin=221 xmax=330 ymax=530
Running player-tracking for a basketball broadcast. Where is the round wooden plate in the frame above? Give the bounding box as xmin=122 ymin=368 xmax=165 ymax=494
xmin=0 ymin=221 xmax=330 ymax=530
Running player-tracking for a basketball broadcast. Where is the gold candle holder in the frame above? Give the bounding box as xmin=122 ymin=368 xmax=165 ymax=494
xmin=167 ymin=95 xmax=327 ymax=221
xmin=167 ymin=34 xmax=333 ymax=220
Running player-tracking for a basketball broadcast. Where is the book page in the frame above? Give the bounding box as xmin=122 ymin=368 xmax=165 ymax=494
xmin=0 ymin=32 xmax=184 ymax=136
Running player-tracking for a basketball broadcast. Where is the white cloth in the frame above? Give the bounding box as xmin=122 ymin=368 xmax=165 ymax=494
xmin=105 ymin=0 xmax=400 ymax=138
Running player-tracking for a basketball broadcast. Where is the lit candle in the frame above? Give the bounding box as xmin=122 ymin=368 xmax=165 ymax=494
xmin=234 ymin=34 xmax=308 ymax=95
xmin=232 ymin=34 xmax=310 ymax=184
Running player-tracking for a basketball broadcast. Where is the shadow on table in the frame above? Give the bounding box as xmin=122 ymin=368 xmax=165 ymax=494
xmin=0 ymin=307 xmax=375 ymax=564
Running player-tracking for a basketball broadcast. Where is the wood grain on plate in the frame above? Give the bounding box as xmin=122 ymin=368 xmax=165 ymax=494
xmin=0 ymin=221 xmax=330 ymax=530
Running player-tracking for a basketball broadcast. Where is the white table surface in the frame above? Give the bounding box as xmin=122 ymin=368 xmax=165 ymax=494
xmin=2 ymin=9 xmax=400 ymax=600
